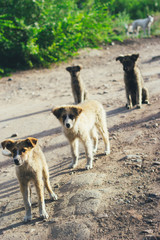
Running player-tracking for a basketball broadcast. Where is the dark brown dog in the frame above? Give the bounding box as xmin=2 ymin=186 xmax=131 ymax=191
xmin=66 ymin=64 xmax=88 ymax=104
xmin=116 ymin=54 xmax=149 ymax=109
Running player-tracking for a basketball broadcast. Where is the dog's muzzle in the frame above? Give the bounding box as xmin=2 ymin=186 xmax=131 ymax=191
xmin=14 ymin=159 xmax=21 ymax=165
xmin=66 ymin=123 xmax=71 ymax=129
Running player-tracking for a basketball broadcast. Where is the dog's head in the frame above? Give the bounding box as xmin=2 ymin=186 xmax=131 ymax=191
xmin=66 ymin=64 xmax=83 ymax=77
xmin=116 ymin=54 xmax=139 ymax=72
xmin=148 ymin=15 xmax=154 ymax=23
xmin=52 ymin=106 xmax=82 ymax=129
xmin=1 ymin=137 xmax=37 ymax=166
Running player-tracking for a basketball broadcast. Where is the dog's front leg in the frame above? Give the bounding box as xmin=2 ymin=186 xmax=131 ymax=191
xmin=74 ymin=94 xmax=79 ymax=104
xmin=80 ymin=91 xmax=85 ymax=103
xmin=126 ymin=91 xmax=132 ymax=109
xmin=19 ymin=182 xmax=32 ymax=222
xmin=83 ymin=136 xmax=93 ymax=170
xmin=136 ymin=86 xmax=142 ymax=108
xmin=148 ymin=26 xmax=151 ymax=36
xmin=35 ymin=178 xmax=48 ymax=220
xmin=69 ymin=138 xmax=79 ymax=168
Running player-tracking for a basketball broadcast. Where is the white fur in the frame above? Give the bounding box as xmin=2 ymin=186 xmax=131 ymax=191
xmin=2 ymin=149 xmax=12 ymax=156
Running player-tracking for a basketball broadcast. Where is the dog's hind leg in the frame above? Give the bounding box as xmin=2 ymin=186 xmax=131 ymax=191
xmin=43 ymin=167 xmax=57 ymax=200
xmin=91 ymin=127 xmax=98 ymax=154
xmin=83 ymin=135 xmax=93 ymax=170
xmin=69 ymin=138 xmax=79 ymax=168
xmin=142 ymin=87 xmax=149 ymax=104
xmin=136 ymin=86 xmax=142 ymax=108
xmin=98 ymin=125 xmax=110 ymax=155
xmin=96 ymin=112 xmax=110 ymax=155
xmin=19 ymin=182 xmax=32 ymax=222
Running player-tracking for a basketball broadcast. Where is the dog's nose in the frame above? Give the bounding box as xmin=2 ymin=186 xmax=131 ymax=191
xmin=14 ymin=159 xmax=20 ymax=165
xmin=66 ymin=123 xmax=70 ymax=128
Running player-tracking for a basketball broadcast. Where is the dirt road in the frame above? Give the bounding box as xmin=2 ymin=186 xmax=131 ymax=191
xmin=0 ymin=37 xmax=160 ymax=240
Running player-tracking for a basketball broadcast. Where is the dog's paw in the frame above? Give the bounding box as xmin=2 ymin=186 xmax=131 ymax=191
xmin=24 ymin=215 xmax=32 ymax=222
xmin=68 ymin=162 xmax=78 ymax=169
xmin=143 ymin=100 xmax=149 ymax=104
xmin=40 ymin=211 xmax=49 ymax=220
xmin=93 ymin=148 xmax=97 ymax=154
xmin=105 ymin=150 xmax=110 ymax=155
xmin=126 ymin=104 xmax=132 ymax=109
xmin=137 ymin=104 xmax=142 ymax=109
xmin=50 ymin=192 xmax=58 ymax=201
xmin=85 ymin=164 xmax=93 ymax=170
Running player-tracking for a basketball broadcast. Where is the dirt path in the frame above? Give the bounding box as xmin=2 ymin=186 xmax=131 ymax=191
xmin=0 ymin=37 xmax=160 ymax=240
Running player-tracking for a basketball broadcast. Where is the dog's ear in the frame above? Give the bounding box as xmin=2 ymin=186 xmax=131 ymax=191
xmin=66 ymin=67 xmax=72 ymax=72
xmin=1 ymin=140 xmax=14 ymax=151
xmin=116 ymin=56 xmax=124 ymax=63
xmin=131 ymin=54 xmax=139 ymax=62
xmin=70 ymin=106 xmax=83 ymax=118
xmin=76 ymin=64 xmax=83 ymax=71
xmin=25 ymin=137 xmax=37 ymax=148
xmin=52 ymin=107 xmax=65 ymax=119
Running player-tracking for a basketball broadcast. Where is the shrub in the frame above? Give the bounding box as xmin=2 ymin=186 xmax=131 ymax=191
xmin=0 ymin=0 xmax=159 ymax=76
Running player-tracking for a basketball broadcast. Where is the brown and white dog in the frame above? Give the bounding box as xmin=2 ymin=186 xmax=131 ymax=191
xmin=1 ymin=137 xmax=57 ymax=222
xmin=116 ymin=54 xmax=149 ymax=109
xmin=66 ymin=64 xmax=88 ymax=104
xmin=52 ymin=100 xmax=110 ymax=170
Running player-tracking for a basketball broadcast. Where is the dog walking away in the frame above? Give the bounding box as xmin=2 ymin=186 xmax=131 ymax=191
xmin=116 ymin=54 xmax=149 ymax=109
xmin=66 ymin=64 xmax=88 ymax=104
xmin=52 ymin=100 xmax=110 ymax=170
xmin=132 ymin=15 xmax=154 ymax=36
xmin=1 ymin=137 xmax=57 ymax=222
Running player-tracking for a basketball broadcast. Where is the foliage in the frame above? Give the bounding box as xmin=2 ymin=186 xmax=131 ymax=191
xmin=0 ymin=0 xmax=160 ymax=76
xmin=109 ymin=0 xmax=160 ymax=19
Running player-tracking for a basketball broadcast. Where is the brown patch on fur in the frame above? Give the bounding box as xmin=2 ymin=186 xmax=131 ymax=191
xmin=2 ymin=138 xmax=38 ymax=156
xmin=52 ymin=106 xmax=82 ymax=120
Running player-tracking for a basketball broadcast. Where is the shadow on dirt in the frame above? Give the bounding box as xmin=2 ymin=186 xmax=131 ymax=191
xmin=0 ymin=214 xmax=47 ymax=235
xmin=107 ymin=106 xmax=129 ymax=117
xmin=109 ymin=111 xmax=160 ymax=132
xmin=0 ymin=108 xmax=51 ymax=123
xmin=0 ymin=179 xmax=19 ymax=200
xmin=43 ymin=141 xmax=68 ymax=153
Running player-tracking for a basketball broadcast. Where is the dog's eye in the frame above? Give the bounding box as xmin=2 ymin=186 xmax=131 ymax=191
xmin=69 ymin=114 xmax=74 ymax=120
xmin=21 ymin=148 xmax=26 ymax=153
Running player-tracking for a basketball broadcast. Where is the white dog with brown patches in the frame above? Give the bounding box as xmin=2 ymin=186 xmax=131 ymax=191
xmin=1 ymin=137 xmax=57 ymax=222
xmin=52 ymin=100 xmax=110 ymax=170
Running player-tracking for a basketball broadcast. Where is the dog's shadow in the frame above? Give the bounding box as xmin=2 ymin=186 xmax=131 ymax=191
xmin=49 ymin=151 xmax=107 ymax=179
xmin=0 ymin=202 xmax=51 ymax=235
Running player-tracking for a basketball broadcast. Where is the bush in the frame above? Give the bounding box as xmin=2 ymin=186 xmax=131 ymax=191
xmin=109 ymin=0 xmax=160 ymax=19
xmin=0 ymin=0 xmax=117 ymax=75
xmin=0 ymin=0 xmax=160 ymax=76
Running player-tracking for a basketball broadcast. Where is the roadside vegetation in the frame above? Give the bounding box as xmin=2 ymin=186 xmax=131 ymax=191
xmin=0 ymin=0 xmax=160 ymax=76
